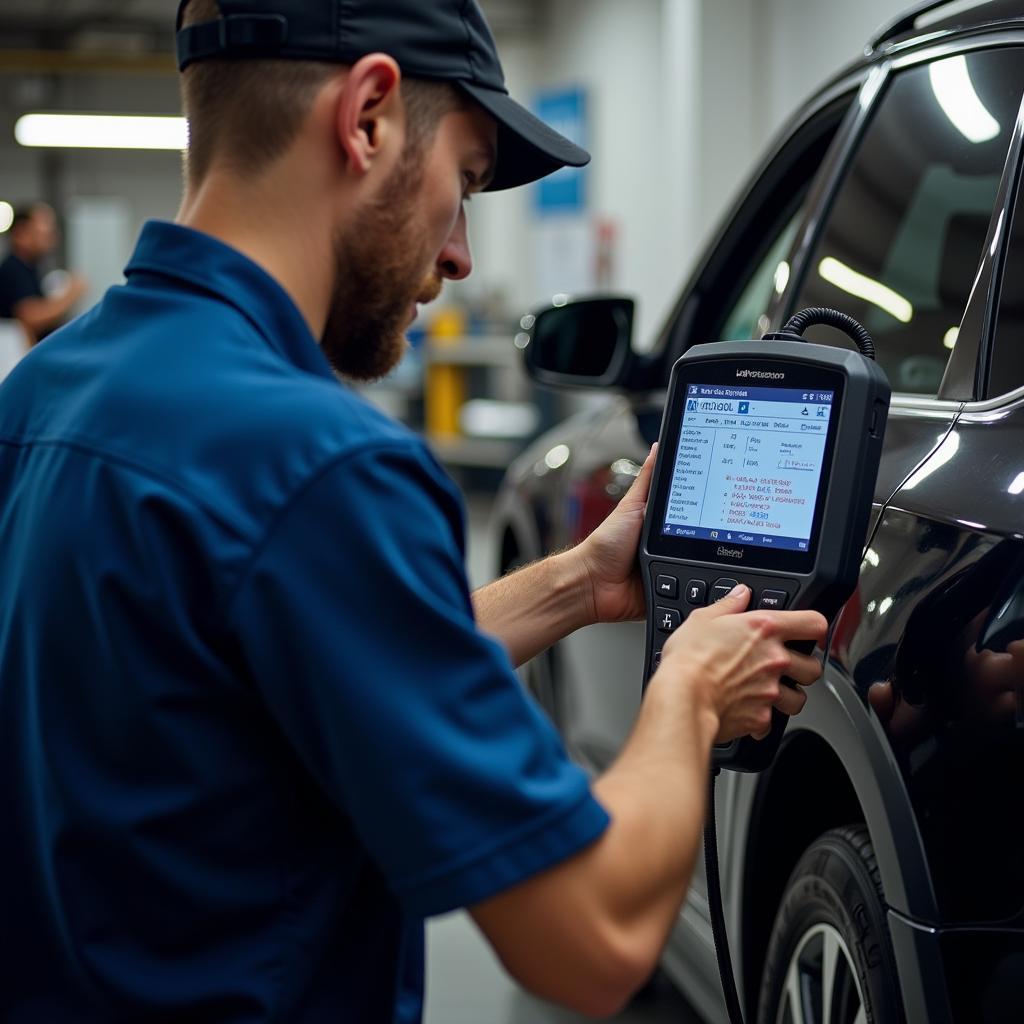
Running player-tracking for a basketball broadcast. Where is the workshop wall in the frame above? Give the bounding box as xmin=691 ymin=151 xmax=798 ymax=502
xmin=0 ymin=0 xmax=920 ymax=346
xmin=462 ymin=0 xmax=916 ymax=348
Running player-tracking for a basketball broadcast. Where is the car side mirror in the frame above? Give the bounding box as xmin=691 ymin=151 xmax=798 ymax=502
xmin=523 ymin=297 xmax=636 ymax=388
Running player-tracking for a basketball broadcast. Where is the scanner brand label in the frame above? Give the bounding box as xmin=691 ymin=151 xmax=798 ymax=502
xmin=736 ymin=369 xmax=785 ymax=380
xmin=717 ymin=547 xmax=744 ymax=559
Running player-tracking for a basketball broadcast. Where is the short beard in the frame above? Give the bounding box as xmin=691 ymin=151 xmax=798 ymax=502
xmin=322 ymin=143 xmax=436 ymax=382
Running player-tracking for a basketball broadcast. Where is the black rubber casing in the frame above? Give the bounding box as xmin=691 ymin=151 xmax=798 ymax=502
xmin=640 ymin=340 xmax=891 ymax=772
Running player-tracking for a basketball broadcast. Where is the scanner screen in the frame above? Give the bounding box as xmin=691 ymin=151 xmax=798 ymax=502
xmin=662 ymin=383 xmax=835 ymax=552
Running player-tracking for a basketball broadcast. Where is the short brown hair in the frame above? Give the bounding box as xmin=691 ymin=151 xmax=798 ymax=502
xmin=179 ymin=0 xmax=467 ymax=184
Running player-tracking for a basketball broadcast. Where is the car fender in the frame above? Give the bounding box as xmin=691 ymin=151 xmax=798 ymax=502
xmin=724 ymin=668 xmax=949 ymax=1021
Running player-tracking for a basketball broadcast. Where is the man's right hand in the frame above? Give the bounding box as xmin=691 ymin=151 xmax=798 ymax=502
xmin=655 ymin=584 xmax=827 ymax=742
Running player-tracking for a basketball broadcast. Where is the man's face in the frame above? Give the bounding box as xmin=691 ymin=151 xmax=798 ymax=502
xmin=322 ymin=103 xmax=497 ymax=380
xmin=14 ymin=207 xmax=58 ymax=264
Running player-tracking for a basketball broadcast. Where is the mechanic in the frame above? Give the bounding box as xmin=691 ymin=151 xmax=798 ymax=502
xmin=0 ymin=2 xmax=827 ymax=1021
xmin=0 ymin=202 xmax=87 ymax=345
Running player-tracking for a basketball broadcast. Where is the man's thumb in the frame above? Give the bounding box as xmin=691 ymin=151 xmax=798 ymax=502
xmin=704 ymin=583 xmax=751 ymax=616
xmin=617 ymin=444 xmax=658 ymax=512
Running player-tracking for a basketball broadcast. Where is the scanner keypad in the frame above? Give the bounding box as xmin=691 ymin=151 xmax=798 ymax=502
xmin=646 ymin=561 xmax=798 ymax=678
xmin=710 ymin=579 xmax=739 ymax=603
xmin=655 ymin=607 xmax=681 ymax=633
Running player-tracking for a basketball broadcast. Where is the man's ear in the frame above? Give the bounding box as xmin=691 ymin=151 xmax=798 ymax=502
xmin=335 ymin=53 xmax=403 ymax=176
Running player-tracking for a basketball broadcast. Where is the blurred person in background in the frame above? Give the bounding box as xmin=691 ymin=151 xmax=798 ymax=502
xmin=0 ymin=203 xmax=88 ymax=345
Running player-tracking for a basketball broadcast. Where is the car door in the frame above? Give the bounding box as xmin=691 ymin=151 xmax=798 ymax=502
xmin=550 ymin=79 xmax=864 ymax=782
xmin=757 ymin=39 xmax=1024 ymax=1023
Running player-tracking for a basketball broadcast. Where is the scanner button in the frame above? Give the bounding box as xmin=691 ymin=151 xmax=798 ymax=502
xmin=652 ymin=651 xmax=663 ymax=670
xmin=655 ymin=574 xmax=679 ymax=600
xmin=870 ymin=400 xmax=886 ymax=438
xmin=685 ymin=579 xmax=707 ymax=606
xmin=710 ymin=579 xmax=739 ymax=603
xmin=656 ymin=607 xmax=681 ymax=633
xmin=758 ymin=590 xmax=789 ymax=610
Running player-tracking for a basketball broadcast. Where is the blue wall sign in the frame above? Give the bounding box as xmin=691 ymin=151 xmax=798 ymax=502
xmin=533 ymin=87 xmax=588 ymax=216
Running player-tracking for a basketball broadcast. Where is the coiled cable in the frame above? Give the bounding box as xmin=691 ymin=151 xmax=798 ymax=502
xmin=780 ymin=306 xmax=876 ymax=361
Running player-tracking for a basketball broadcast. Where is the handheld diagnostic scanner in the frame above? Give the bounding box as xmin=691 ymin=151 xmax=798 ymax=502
xmin=640 ymin=309 xmax=891 ymax=773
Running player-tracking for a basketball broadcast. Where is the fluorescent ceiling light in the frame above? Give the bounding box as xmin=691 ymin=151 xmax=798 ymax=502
xmin=929 ymin=56 xmax=1000 ymax=143
xmin=943 ymin=326 xmax=959 ymax=350
xmin=15 ymin=113 xmax=187 ymax=151
xmin=0 ymin=202 xmax=13 ymax=233
xmin=818 ymin=256 xmax=913 ymax=323
xmin=1009 ymin=472 xmax=1024 ymax=496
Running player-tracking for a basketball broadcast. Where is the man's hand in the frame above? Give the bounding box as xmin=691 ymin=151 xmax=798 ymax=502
xmin=575 ymin=445 xmax=657 ymax=625
xmin=657 ymin=585 xmax=827 ymax=742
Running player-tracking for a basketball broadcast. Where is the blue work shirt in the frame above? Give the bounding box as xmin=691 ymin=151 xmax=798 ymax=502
xmin=0 ymin=221 xmax=609 ymax=1023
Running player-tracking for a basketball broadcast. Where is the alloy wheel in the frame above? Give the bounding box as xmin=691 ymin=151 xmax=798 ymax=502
xmin=776 ymin=922 xmax=867 ymax=1024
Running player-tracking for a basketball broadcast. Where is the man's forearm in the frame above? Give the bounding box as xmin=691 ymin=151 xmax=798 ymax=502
xmin=472 ymin=549 xmax=595 ymax=668
xmin=588 ymin=670 xmax=719 ymax=954
xmin=471 ymin=665 xmax=719 ymax=1016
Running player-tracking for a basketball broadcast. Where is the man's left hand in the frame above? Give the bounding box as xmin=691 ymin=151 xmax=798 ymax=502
xmin=576 ymin=445 xmax=656 ymax=625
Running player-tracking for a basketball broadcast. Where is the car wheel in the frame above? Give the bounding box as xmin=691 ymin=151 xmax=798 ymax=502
xmin=757 ymin=825 xmax=904 ymax=1024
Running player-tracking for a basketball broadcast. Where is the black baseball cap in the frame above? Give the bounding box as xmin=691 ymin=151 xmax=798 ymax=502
xmin=175 ymin=0 xmax=590 ymax=192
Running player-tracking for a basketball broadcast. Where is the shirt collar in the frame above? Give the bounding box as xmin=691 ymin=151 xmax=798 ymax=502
xmin=124 ymin=220 xmax=336 ymax=383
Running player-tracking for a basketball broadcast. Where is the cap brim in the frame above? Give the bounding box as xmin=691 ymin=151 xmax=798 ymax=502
xmin=457 ymin=82 xmax=590 ymax=192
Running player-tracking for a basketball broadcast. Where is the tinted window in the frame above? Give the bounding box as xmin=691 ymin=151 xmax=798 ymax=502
xmin=988 ymin=166 xmax=1024 ymax=397
xmin=720 ymin=210 xmax=802 ymax=341
xmin=671 ymin=93 xmax=854 ymax=374
xmin=793 ymin=50 xmax=1024 ymax=395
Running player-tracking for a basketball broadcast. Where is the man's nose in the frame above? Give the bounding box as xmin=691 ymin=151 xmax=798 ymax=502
xmin=436 ymin=207 xmax=472 ymax=281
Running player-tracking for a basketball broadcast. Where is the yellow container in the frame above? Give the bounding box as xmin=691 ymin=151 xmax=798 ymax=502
xmin=425 ymin=307 xmax=467 ymax=439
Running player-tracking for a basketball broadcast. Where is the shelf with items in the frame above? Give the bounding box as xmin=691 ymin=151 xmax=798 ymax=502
xmin=421 ymin=314 xmax=539 ymax=470
xmin=422 ymin=336 xmax=521 ymax=368
xmin=427 ymin=436 xmax=523 ymax=468
xmin=360 ymin=306 xmax=567 ymax=481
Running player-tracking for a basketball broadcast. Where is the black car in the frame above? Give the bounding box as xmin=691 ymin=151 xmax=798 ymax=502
xmin=491 ymin=3 xmax=1024 ymax=1021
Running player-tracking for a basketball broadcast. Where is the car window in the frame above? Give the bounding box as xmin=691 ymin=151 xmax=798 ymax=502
xmin=666 ymin=93 xmax=856 ymax=377
xmin=720 ymin=210 xmax=802 ymax=341
xmin=986 ymin=165 xmax=1024 ymax=397
xmin=792 ymin=49 xmax=1024 ymax=396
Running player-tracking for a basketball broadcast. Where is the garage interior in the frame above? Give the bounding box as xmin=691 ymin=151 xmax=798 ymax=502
xmin=0 ymin=2 xmax=950 ymax=1022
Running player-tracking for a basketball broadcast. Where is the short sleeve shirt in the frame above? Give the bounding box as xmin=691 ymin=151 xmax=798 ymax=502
xmin=0 ymin=251 xmax=43 ymax=319
xmin=0 ymin=221 xmax=609 ymax=1023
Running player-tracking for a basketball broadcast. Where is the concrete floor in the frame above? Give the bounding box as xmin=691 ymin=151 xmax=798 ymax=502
xmin=421 ymin=497 xmax=704 ymax=1023
xmin=424 ymin=913 xmax=699 ymax=1024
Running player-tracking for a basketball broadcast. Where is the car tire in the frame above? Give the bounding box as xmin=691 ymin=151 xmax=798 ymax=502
xmin=757 ymin=825 xmax=904 ymax=1024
